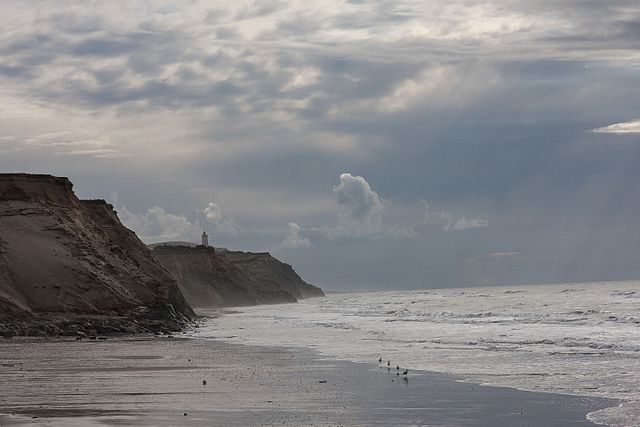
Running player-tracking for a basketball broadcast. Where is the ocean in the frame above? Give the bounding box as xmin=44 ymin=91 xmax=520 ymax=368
xmin=194 ymin=281 xmax=640 ymax=426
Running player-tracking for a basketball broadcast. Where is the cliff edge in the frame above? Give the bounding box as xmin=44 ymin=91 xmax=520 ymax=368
xmin=0 ymin=174 xmax=194 ymax=336
xmin=150 ymin=245 xmax=323 ymax=308
xmin=221 ymin=250 xmax=325 ymax=300
xmin=151 ymin=245 xmax=295 ymax=307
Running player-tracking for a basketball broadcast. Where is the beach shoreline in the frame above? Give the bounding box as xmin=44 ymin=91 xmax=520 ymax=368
xmin=0 ymin=334 xmax=618 ymax=426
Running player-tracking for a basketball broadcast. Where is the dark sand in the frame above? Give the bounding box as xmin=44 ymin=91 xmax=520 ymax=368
xmin=0 ymin=336 xmax=617 ymax=426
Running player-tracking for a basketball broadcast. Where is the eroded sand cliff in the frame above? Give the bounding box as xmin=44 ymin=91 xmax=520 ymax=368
xmin=151 ymin=245 xmax=323 ymax=308
xmin=222 ymin=250 xmax=324 ymax=300
xmin=0 ymin=174 xmax=193 ymax=336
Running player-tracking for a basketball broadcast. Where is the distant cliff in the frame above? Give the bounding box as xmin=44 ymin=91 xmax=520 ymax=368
xmin=221 ymin=250 xmax=325 ymax=300
xmin=151 ymin=245 xmax=324 ymax=308
xmin=0 ymin=174 xmax=193 ymax=336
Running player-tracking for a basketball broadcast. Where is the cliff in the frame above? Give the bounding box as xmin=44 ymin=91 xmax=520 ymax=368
xmin=221 ymin=250 xmax=325 ymax=299
xmin=150 ymin=245 xmax=323 ymax=308
xmin=151 ymin=245 xmax=299 ymax=307
xmin=0 ymin=174 xmax=194 ymax=336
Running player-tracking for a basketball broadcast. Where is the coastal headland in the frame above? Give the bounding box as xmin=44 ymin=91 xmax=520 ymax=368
xmin=0 ymin=173 xmax=323 ymax=337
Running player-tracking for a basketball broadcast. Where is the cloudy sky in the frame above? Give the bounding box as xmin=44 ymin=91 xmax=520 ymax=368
xmin=1 ymin=1 xmax=640 ymax=290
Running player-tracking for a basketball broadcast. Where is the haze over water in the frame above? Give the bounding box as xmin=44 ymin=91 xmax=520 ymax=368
xmin=197 ymin=280 xmax=640 ymax=426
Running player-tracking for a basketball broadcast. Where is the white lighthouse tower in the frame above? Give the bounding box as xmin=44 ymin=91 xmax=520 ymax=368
xmin=201 ymin=231 xmax=208 ymax=247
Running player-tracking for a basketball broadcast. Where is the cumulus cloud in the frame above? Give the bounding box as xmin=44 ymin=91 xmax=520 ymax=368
xmin=111 ymin=193 xmax=199 ymax=243
xmin=202 ymin=202 xmax=239 ymax=235
xmin=592 ymin=119 xmax=640 ymax=135
xmin=110 ymin=195 xmax=241 ymax=243
xmin=328 ymin=173 xmax=417 ymax=239
xmin=332 ymin=173 xmax=385 ymax=237
xmin=280 ymin=222 xmax=312 ymax=248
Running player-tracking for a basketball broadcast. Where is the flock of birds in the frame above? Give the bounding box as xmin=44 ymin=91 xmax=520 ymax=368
xmin=201 ymin=357 xmax=407 ymax=390
xmin=378 ymin=357 xmax=408 ymax=376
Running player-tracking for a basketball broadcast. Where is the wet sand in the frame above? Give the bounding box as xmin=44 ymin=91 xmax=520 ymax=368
xmin=0 ymin=336 xmax=617 ymax=426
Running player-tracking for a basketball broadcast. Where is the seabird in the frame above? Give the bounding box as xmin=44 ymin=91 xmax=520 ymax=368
xmin=396 ymin=365 xmax=400 ymax=370
xmin=387 ymin=361 xmax=390 ymax=366
xmin=378 ymin=357 xmax=382 ymax=363
xmin=402 ymin=369 xmax=408 ymax=376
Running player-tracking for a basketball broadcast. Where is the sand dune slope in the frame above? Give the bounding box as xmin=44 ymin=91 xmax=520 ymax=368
xmin=0 ymin=174 xmax=193 ymax=330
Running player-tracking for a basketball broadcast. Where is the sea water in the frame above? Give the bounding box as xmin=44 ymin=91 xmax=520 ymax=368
xmin=195 ymin=281 xmax=640 ymax=426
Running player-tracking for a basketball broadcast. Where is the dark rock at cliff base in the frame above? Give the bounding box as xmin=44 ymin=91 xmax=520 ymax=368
xmin=150 ymin=245 xmax=323 ymax=308
xmin=0 ymin=173 xmax=194 ymax=335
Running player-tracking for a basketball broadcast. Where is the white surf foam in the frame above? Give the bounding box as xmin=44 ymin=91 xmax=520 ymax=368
xmin=194 ymin=280 xmax=640 ymax=426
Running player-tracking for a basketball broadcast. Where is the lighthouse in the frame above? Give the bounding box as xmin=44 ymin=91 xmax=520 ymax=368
xmin=201 ymin=231 xmax=208 ymax=247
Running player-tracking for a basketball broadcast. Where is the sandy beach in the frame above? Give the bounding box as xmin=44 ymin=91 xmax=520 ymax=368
xmin=0 ymin=335 xmax=617 ymax=426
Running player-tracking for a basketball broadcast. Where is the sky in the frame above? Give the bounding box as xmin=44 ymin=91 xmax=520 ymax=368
xmin=1 ymin=1 xmax=640 ymax=290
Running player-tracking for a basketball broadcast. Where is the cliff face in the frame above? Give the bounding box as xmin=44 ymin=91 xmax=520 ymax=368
xmin=221 ymin=250 xmax=325 ymax=299
xmin=0 ymin=174 xmax=193 ymax=330
xmin=151 ymin=245 xmax=298 ymax=308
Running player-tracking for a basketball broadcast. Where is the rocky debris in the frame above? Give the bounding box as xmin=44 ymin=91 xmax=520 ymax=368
xmin=0 ymin=310 xmax=194 ymax=338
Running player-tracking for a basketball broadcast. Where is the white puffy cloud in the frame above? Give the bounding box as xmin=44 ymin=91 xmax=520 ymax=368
xmin=111 ymin=193 xmax=200 ymax=243
xmin=332 ymin=173 xmax=385 ymax=237
xmin=203 ymin=202 xmax=239 ymax=235
xmin=592 ymin=119 xmax=640 ymax=135
xmin=328 ymin=173 xmax=417 ymax=239
xmin=280 ymin=222 xmax=312 ymax=249
xmin=109 ymin=196 xmax=241 ymax=243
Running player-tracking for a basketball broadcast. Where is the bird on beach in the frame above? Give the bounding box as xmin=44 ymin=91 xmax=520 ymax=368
xmin=396 ymin=365 xmax=400 ymax=371
xmin=387 ymin=360 xmax=390 ymax=366
xmin=378 ymin=357 xmax=382 ymax=363
xmin=402 ymin=369 xmax=409 ymax=376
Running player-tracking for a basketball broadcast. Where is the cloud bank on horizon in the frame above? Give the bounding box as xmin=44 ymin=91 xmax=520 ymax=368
xmin=1 ymin=1 xmax=640 ymax=289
